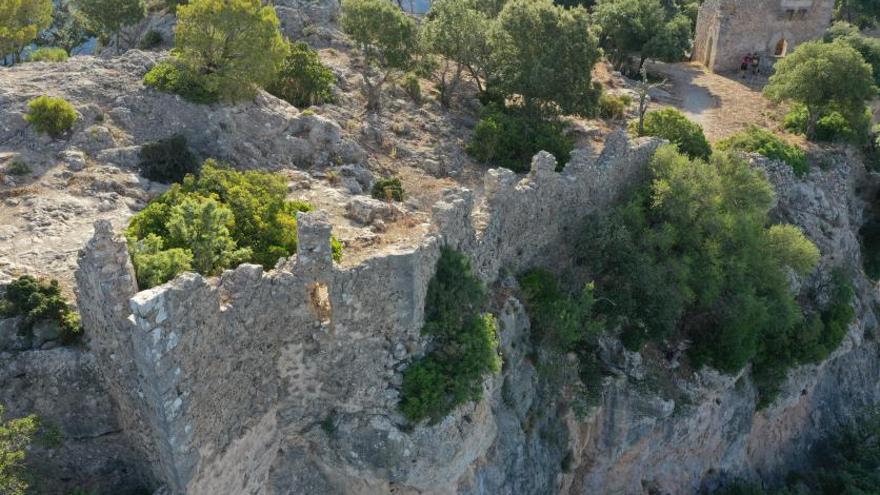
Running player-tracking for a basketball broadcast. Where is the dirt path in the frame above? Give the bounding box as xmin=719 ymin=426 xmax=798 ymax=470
xmin=645 ymin=61 xmax=788 ymax=142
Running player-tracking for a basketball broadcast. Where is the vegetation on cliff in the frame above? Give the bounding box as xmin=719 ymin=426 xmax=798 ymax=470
xmin=569 ymin=146 xmax=845 ymax=406
xmin=519 ymin=270 xmax=605 ymax=416
xmin=0 ymin=276 xmax=82 ymax=344
xmin=0 ymin=406 xmax=38 ymax=495
xmin=717 ymin=127 xmax=808 ymax=176
xmin=399 ymin=248 xmax=502 ymax=423
xmin=126 ymin=162 xmax=340 ymax=289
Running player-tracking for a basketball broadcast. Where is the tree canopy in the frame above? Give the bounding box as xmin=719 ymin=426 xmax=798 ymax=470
xmin=765 ymin=40 xmax=876 ymax=139
xmin=491 ymin=0 xmax=601 ymax=116
xmin=592 ymin=0 xmax=692 ymax=70
xmin=174 ymin=0 xmax=287 ymax=101
xmin=0 ymin=0 xmax=52 ymax=64
xmin=341 ymin=0 xmax=418 ymax=112
xmin=75 ymin=0 xmax=144 ymax=53
xmin=0 ymin=406 xmax=38 ymax=495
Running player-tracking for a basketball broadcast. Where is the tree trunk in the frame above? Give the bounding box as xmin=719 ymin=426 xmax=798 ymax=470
xmin=638 ymin=92 xmax=649 ymax=135
xmin=806 ymin=107 xmax=820 ymax=140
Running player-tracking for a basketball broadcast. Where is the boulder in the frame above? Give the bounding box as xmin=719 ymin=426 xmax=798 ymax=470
xmin=345 ymin=196 xmax=403 ymax=225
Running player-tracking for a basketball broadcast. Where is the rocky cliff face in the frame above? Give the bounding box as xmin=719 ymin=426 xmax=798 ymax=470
xmin=70 ymin=126 xmax=880 ymax=495
xmin=2 ymin=5 xmax=879 ymax=492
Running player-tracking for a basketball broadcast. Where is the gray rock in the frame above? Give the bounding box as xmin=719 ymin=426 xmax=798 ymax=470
xmin=31 ymin=319 xmax=62 ymax=347
xmin=60 ymin=149 xmax=87 ymax=171
xmin=345 ymin=196 xmax=403 ymax=225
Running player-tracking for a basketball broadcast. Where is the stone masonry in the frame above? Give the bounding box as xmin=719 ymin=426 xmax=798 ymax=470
xmin=75 ymin=132 xmax=661 ymax=494
xmin=693 ymin=0 xmax=835 ymax=73
xmin=75 ymin=133 xmax=880 ymax=494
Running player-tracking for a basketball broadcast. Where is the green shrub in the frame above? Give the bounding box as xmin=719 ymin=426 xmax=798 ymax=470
xmin=399 ymin=248 xmax=501 ymax=423
xmin=139 ymin=29 xmax=163 ymax=49
xmin=468 ymin=104 xmax=573 ymax=173
xmin=717 ymin=126 xmax=809 ymax=176
xmin=519 ymin=269 xmax=605 ymax=416
xmin=0 ymin=276 xmax=83 ymax=344
xmin=401 ymin=72 xmax=421 ymax=104
xmin=752 ymin=269 xmax=854 ymax=407
xmin=5 ymin=161 xmax=31 ymax=176
xmin=126 ymin=161 xmax=329 ymax=288
xmin=577 ymin=146 xmax=819 ymax=375
xmin=24 ymin=96 xmax=78 ymax=137
xmin=630 ymin=108 xmax=711 ymax=160
xmin=139 ymin=135 xmax=200 ymax=183
xmin=27 ymin=47 xmax=68 ymax=62
xmin=129 ymin=234 xmax=194 ymax=289
xmin=597 ymin=93 xmax=632 ymax=120
xmin=784 ymin=103 xmax=872 ymax=144
xmin=268 ymin=41 xmax=335 ymax=108
xmin=143 ymin=61 xmax=219 ymax=104
xmin=371 ymin=177 xmax=405 ymax=202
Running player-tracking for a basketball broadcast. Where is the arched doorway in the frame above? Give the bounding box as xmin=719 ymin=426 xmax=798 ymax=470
xmin=775 ymin=38 xmax=789 ymax=57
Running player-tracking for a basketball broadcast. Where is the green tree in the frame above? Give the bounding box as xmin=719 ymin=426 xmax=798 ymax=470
xmin=0 ymin=406 xmax=38 ymax=495
xmin=835 ymin=0 xmax=880 ymax=28
xmin=0 ymin=0 xmax=52 ymax=64
xmin=75 ymin=0 xmax=144 ymax=54
xmin=630 ymin=108 xmax=711 ymax=160
xmin=268 ymin=41 xmax=336 ymax=108
xmin=399 ymin=248 xmax=501 ymax=423
xmin=166 ymin=195 xmax=250 ymax=275
xmin=717 ymin=126 xmax=808 ymax=175
xmin=126 ymin=161 xmax=324 ymax=288
xmin=593 ymin=0 xmax=692 ymax=70
xmin=492 ymin=0 xmax=601 ymax=117
xmin=174 ymin=0 xmax=287 ymax=101
xmin=825 ymin=22 xmax=880 ymax=86
xmin=578 ymin=146 xmax=819 ymax=370
xmin=341 ymin=0 xmax=418 ymax=112
xmin=37 ymin=0 xmax=92 ymax=55
xmin=420 ymin=0 xmax=494 ymax=103
xmin=765 ymin=40 xmax=876 ymax=139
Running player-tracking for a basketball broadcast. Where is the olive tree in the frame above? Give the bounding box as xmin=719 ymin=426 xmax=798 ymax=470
xmin=593 ymin=0 xmax=692 ymax=71
xmin=491 ymin=0 xmax=601 ymax=117
xmin=0 ymin=0 xmax=52 ymax=64
xmin=341 ymin=0 xmax=417 ymax=112
xmin=174 ymin=0 xmax=287 ymax=101
xmin=765 ymin=40 xmax=876 ymax=139
xmin=75 ymin=0 xmax=144 ymax=53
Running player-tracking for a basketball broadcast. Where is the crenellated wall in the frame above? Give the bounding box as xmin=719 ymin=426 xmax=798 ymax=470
xmin=75 ymin=134 xmax=880 ymax=495
xmin=75 ymin=132 xmax=662 ymax=494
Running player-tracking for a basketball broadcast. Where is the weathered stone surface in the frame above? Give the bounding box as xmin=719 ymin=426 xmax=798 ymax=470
xmin=74 ymin=134 xmax=663 ymax=494
xmin=0 ymin=51 xmax=364 ymax=173
xmin=694 ymin=0 xmax=835 ymax=72
xmin=345 ymin=196 xmax=403 ymax=225
xmin=0 ymin=347 xmax=150 ymax=494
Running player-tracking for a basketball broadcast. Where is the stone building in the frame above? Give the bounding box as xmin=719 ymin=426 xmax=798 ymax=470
xmin=693 ymin=0 xmax=835 ymax=73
